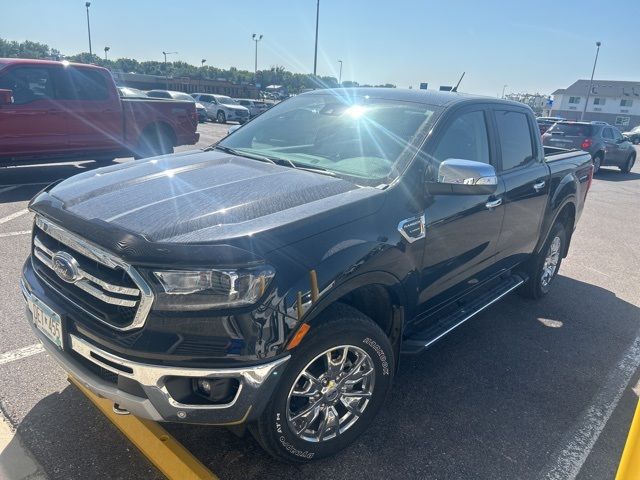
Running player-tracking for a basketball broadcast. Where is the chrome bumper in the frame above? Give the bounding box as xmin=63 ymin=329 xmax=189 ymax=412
xmin=21 ymin=279 xmax=289 ymax=425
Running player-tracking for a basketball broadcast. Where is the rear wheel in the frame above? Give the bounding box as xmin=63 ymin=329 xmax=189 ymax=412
xmin=620 ymin=153 xmax=636 ymax=174
xmin=520 ymin=222 xmax=566 ymax=300
xmin=250 ymin=304 xmax=394 ymax=463
xmin=217 ymin=110 xmax=227 ymax=124
xmin=135 ymin=126 xmax=174 ymax=159
xmin=592 ymin=153 xmax=602 ymax=174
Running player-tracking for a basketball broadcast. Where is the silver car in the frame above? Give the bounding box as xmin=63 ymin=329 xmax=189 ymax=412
xmin=191 ymin=93 xmax=250 ymax=124
xmin=235 ymin=99 xmax=269 ymax=117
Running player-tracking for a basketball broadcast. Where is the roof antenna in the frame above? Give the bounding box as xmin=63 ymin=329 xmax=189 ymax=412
xmin=451 ymin=72 xmax=465 ymax=92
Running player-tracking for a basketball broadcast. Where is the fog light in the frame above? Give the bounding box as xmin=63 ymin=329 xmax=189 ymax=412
xmin=197 ymin=378 xmax=212 ymax=395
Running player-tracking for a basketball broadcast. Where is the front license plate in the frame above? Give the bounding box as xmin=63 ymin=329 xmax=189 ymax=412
xmin=30 ymin=297 xmax=63 ymax=350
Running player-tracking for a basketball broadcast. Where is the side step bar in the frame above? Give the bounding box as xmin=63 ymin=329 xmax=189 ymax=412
xmin=401 ymin=274 xmax=526 ymax=355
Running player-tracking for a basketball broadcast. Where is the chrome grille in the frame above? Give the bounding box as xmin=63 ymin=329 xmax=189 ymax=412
xmin=32 ymin=216 xmax=154 ymax=331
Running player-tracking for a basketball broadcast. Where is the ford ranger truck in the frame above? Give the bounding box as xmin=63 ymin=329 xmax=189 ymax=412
xmin=21 ymin=89 xmax=593 ymax=462
xmin=0 ymin=58 xmax=199 ymax=163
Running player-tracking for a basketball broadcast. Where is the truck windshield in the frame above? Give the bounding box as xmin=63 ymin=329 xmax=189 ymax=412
xmin=548 ymin=123 xmax=594 ymax=136
xmin=218 ymin=93 xmax=439 ymax=185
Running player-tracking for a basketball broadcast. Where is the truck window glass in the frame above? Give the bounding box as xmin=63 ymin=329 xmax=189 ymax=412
xmin=0 ymin=67 xmax=55 ymax=104
xmin=495 ymin=110 xmax=534 ymax=171
xmin=432 ymin=111 xmax=490 ymax=166
xmin=602 ymin=128 xmax=613 ymax=139
xmin=65 ymin=68 xmax=110 ymax=101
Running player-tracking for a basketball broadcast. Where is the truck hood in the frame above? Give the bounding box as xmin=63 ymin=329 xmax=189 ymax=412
xmin=42 ymin=150 xmax=384 ymax=250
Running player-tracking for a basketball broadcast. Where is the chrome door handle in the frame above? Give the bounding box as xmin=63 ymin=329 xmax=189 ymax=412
xmin=533 ymin=181 xmax=546 ymax=192
xmin=485 ymin=198 xmax=502 ymax=209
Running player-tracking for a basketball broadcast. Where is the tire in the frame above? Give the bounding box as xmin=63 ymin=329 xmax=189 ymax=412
xmin=520 ymin=222 xmax=567 ymax=300
xmin=250 ymin=303 xmax=394 ymax=463
xmin=135 ymin=126 xmax=174 ymax=159
xmin=620 ymin=153 xmax=636 ymax=174
xmin=217 ymin=110 xmax=227 ymax=124
xmin=633 ymin=138 xmax=639 ymax=145
xmin=592 ymin=153 xmax=602 ymax=174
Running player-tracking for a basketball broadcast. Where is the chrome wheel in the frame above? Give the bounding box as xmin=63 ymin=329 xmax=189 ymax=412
xmin=541 ymin=236 xmax=561 ymax=288
xmin=286 ymin=345 xmax=375 ymax=443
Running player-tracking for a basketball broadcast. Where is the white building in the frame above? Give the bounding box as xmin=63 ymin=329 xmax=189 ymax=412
xmin=550 ymin=80 xmax=640 ymax=129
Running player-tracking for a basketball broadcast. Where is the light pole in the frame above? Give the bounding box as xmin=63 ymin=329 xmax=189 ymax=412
xmin=201 ymin=59 xmax=206 ymax=67
xmin=581 ymin=41 xmax=601 ymax=121
xmin=337 ymin=59 xmax=343 ymax=86
xmin=252 ymin=34 xmax=263 ymax=75
xmin=104 ymin=46 xmax=110 ymax=61
xmin=162 ymin=51 xmax=177 ymax=89
xmin=313 ymin=0 xmax=319 ymax=76
xmin=85 ymin=2 xmax=92 ymax=56
xmin=502 ymin=84 xmax=508 ymax=99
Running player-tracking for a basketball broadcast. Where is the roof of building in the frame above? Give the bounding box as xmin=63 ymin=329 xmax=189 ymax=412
xmin=552 ymin=79 xmax=640 ymax=97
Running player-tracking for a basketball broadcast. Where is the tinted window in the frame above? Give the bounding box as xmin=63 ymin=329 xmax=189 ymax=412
xmin=495 ymin=110 xmax=534 ymax=171
xmin=602 ymin=128 xmax=613 ymax=139
xmin=433 ymin=111 xmax=490 ymax=166
xmin=547 ymin=123 xmax=594 ymax=137
xmin=0 ymin=66 xmax=55 ymax=104
xmin=147 ymin=91 xmax=171 ymax=98
xmin=613 ymin=129 xmax=624 ymax=141
xmin=63 ymin=68 xmax=110 ymax=100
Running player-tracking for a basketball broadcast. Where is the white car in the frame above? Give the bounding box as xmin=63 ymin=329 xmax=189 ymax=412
xmin=191 ymin=93 xmax=250 ymax=124
xmin=235 ymin=99 xmax=269 ymax=118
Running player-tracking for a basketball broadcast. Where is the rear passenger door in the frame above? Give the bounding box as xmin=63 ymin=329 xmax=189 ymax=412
xmin=493 ymin=108 xmax=549 ymax=265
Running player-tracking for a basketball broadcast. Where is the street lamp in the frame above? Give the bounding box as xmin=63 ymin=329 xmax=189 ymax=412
xmin=162 ymin=51 xmax=177 ymax=89
xmin=502 ymin=84 xmax=508 ymax=99
xmin=104 ymin=46 xmax=110 ymax=61
xmin=581 ymin=41 xmax=602 ymax=121
xmin=85 ymin=2 xmax=92 ymax=56
xmin=201 ymin=59 xmax=206 ymax=67
xmin=313 ymin=0 xmax=320 ymax=76
xmin=252 ymin=34 xmax=263 ymax=75
xmin=337 ymin=59 xmax=343 ymax=86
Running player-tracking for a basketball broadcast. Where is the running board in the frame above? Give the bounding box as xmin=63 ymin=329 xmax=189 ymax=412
xmin=401 ymin=274 xmax=526 ymax=355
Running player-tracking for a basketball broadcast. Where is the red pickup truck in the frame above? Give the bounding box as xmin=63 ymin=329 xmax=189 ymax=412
xmin=0 ymin=59 xmax=199 ymax=162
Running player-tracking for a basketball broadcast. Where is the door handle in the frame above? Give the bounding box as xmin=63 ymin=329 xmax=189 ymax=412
xmin=533 ymin=181 xmax=546 ymax=192
xmin=485 ymin=198 xmax=502 ymax=209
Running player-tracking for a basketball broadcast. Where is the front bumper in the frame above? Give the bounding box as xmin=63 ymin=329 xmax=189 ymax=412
xmin=21 ymin=279 xmax=289 ymax=425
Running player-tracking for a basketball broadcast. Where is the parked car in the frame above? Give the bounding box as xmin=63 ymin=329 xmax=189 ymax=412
xmin=147 ymin=90 xmax=208 ymax=123
xmin=191 ymin=93 xmax=249 ymax=124
xmin=542 ymin=121 xmax=636 ymax=173
xmin=21 ymin=89 xmax=593 ymax=463
xmin=235 ymin=98 xmax=268 ymax=117
xmin=117 ymin=86 xmax=148 ymax=98
xmin=622 ymin=125 xmax=640 ymax=145
xmin=0 ymin=59 xmax=199 ymax=162
xmin=536 ymin=116 xmax=564 ymax=135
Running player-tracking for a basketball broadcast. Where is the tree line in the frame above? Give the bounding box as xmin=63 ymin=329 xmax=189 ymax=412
xmin=0 ymin=38 xmax=396 ymax=93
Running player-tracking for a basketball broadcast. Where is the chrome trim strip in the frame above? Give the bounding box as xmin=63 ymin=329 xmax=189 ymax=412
xmin=34 ymin=216 xmax=154 ymax=331
xmin=69 ymin=333 xmax=290 ymax=411
xmin=73 ymin=280 xmax=138 ymax=307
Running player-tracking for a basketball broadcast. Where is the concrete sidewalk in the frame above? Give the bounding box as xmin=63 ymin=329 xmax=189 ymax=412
xmin=0 ymin=415 xmax=46 ymax=480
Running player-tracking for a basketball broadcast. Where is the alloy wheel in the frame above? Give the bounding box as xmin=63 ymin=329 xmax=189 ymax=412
xmin=541 ymin=236 xmax=561 ymax=288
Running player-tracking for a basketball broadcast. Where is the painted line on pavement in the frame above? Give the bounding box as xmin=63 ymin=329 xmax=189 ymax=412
xmin=0 ymin=182 xmax=49 ymax=188
xmin=0 ymin=344 xmax=45 ymax=366
xmin=542 ymin=334 xmax=640 ymax=480
xmin=0 ymin=230 xmax=31 ymax=238
xmin=0 ymin=185 xmax=20 ymax=194
xmin=0 ymin=209 xmax=30 ymax=225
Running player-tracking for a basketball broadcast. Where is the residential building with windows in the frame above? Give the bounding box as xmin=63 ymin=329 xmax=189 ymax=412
xmin=550 ymin=79 xmax=640 ymax=129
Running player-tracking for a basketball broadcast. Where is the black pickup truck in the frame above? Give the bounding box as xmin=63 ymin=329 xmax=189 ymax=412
xmin=21 ymin=89 xmax=593 ymax=462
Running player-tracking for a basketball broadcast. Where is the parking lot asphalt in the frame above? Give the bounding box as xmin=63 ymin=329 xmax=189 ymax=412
xmin=1 ymin=125 xmax=639 ymax=480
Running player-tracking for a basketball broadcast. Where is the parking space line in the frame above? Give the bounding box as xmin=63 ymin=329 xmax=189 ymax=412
xmin=0 ymin=344 xmax=44 ymax=366
xmin=0 ymin=209 xmax=30 ymax=225
xmin=0 ymin=186 xmax=20 ymax=194
xmin=69 ymin=376 xmax=218 ymax=480
xmin=0 ymin=182 xmax=50 ymax=188
xmin=0 ymin=230 xmax=31 ymax=238
xmin=542 ymin=335 xmax=640 ymax=480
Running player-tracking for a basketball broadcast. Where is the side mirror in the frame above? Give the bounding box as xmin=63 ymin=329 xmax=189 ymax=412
xmin=427 ymin=158 xmax=498 ymax=195
xmin=0 ymin=89 xmax=13 ymax=105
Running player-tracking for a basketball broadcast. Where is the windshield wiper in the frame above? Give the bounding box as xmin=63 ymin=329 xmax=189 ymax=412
xmin=209 ymin=145 xmax=276 ymax=164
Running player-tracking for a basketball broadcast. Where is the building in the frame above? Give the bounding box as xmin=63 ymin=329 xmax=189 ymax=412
xmin=504 ymin=93 xmax=550 ymax=116
xmin=111 ymin=72 xmax=260 ymax=99
xmin=550 ymin=79 xmax=640 ymax=129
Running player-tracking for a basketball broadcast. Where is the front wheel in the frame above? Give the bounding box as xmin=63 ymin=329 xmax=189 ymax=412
xmin=520 ymin=222 xmax=566 ymax=299
xmin=217 ymin=111 xmax=227 ymax=124
xmin=620 ymin=153 xmax=636 ymax=174
xmin=250 ymin=304 xmax=394 ymax=463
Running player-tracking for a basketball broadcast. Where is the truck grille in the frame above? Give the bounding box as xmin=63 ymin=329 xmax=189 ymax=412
xmin=31 ymin=216 xmax=153 ymax=331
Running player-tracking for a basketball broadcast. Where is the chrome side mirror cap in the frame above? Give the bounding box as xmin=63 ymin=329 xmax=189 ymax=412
xmin=428 ymin=158 xmax=498 ymax=195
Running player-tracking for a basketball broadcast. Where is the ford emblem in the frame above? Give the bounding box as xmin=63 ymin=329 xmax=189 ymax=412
xmin=52 ymin=251 xmax=81 ymax=283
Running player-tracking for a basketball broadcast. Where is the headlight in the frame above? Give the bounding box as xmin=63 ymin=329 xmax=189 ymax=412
xmin=152 ymin=266 xmax=275 ymax=311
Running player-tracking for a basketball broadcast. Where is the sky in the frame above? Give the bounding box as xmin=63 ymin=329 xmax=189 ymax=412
xmin=2 ymin=0 xmax=639 ymax=96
